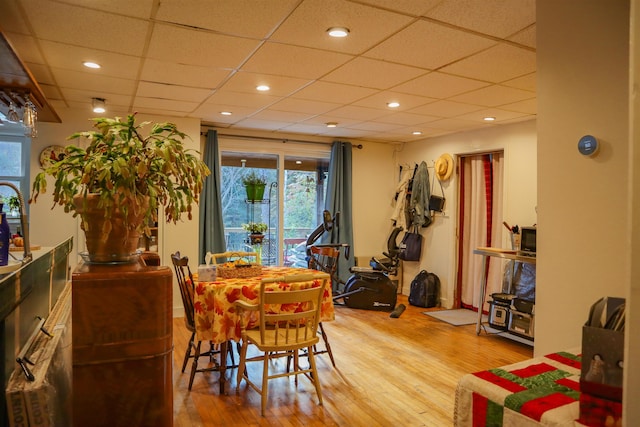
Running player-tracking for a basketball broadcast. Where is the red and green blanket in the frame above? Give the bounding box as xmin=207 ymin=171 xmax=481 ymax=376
xmin=454 ymin=351 xmax=621 ymax=427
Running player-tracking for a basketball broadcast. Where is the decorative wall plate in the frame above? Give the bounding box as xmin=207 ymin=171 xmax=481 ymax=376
xmin=39 ymin=145 xmax=66 ymax=168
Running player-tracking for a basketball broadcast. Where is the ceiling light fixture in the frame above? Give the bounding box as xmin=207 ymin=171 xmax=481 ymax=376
xmin=412 ymin=131 xmax=422 ymax=135
xmin=92 ymin=98 xmax=106 ymax=113
xmin=387 ymin=102 xmax=400 ymax=108
xmin=327 ymin=27 xmax=350 ymax=38
xmin=220 ymin=111 xmax=232 ymax=116
xmin=295 ymin=160 xmax=302 ymax=165
xmin=326 ymin=122 xmax=338 ymax=128
xmin=483 ymin=116 xmax=496 ymax=121
xmin=83 ymin=61 xmax=101 ymax=69
xmin=256 ymin=85 xmax=270 ymax=91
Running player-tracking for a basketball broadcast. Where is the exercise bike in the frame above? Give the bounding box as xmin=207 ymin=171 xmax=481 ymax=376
xmin=338 ymin=227 xmax=403 ymax=312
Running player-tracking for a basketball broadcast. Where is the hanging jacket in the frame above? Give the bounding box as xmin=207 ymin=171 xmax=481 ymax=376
xmin=410 ymin=161 xmax=432 ymax=228
xmin=391 ymin=166 xmax=414 ymax=230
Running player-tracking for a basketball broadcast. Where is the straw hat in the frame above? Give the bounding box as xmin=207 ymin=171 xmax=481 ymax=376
xmin=435 ymin=153 xmax=454 ymax=181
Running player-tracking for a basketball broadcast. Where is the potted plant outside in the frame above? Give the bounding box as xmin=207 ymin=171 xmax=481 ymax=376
xmin=242 ymin=171 xmax=267 ymax=201
xmin=242 ymin=222 xmax=268 ymax=244
xmin=7 ymin=196 xmax=20 ymax=216
xmin=30 ymin=114 xmax=210 ymax=262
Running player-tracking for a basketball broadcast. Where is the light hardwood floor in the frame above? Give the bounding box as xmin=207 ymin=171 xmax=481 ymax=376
xmin=173 ymin=295 xmax=533 ymax=426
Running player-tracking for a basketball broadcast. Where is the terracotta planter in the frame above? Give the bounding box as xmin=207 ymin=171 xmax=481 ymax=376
xmin=74 ymin=194 xmax=148 ymax=263
xmin=249 ymin=233 xmax=265 ymax=245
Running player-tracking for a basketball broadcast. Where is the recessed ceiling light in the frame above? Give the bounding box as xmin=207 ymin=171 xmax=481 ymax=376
xmin=220 ymin=111 xmax=232 ymax=116
xmin=256 ymin=85 xmax=270 ymax=91
xmin=326 ymin=122 xmax=338 ymax=128
xmin=83 ymin=61 xmax=101 ymax=69
xmin=327 ymin=27 xmax=350 ymax=38
xmin=412 ymin=131 xmax=422 ymax=135
xmin=387 ymin=102 xmax=400 ymax=108
xmin=92 ymin=98 xmax=106 ymax=113
xmin=483 ymin=116 xmax=496 ymax=121
xmin=295 ymin=160 xmax=302 ymax=165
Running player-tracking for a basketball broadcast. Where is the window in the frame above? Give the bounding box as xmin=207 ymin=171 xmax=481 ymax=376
xmin=0 ymin=124 xmax=30 ymax=228
xmin=220 ymin=149 xmax=329 ymax=266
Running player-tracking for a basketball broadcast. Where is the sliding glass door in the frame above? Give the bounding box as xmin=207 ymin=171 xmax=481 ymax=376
xmin=220 ymin=148 xmax=329 ymax=266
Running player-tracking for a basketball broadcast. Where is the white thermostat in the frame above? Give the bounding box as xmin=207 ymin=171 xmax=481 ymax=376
xmin=578 ymin=135 xmax=599 ymax=156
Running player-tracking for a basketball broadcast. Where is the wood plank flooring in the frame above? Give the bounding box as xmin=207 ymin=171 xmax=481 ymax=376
xmin=173 ymin=295 xmax=533 ymax=426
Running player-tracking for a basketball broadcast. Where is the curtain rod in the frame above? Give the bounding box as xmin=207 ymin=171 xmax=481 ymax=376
xmin=200 ymin=129 xmax=363 ymax=149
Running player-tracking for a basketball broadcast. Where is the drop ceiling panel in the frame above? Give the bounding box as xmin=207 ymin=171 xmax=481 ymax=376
xmin=509 ymin=24 xmax=536 ymax=48
xmin=154 ymin=0 xmax=299 ymax=39
xmin=58 ymin=0 xmax=154 ymax=19
xmin=328 ymin=105 xmax=389 ymax=121
xmin=251 ymin=109 xmax=317 ymax=123
xmin=147 ymin=23 xmax=261 ymax=69
xmin=1 ymin=33 xmax=45 ymax=64
xmin=241 ymin=43 xmax=353 ymax=79
xmin=364 ymin=20 xmax=497 ymax=70
xmin=136 ymin=81 xmax=212 ymax=103
xmin=352 ymin=90 xmax=433 ymax=111
xmin=425 ymin=0 xmax=535 ymax=39
xmin=353 ymin=0 xmax=442 ymax=16
xmin=270 ymin=0 xmax=414 ymax=54
xmin=449 ymin=84 xmax=534 ymax=107
xmin=205 ymin=90 xmax=281 ymax=109
xmin=322 ymin=57 xmax=426 ymax=89
xmin=221 ymin=72 xmax=312 ymax=97
xmin=377 ymin=111 xmax=440 ymax=126
xmin=140 ymin=59 xmax=230 ymax=89
xmin=54 ymin=70 xmax=136 ymax=96
xmin=23 ymin=0 xmax=150 ymax=56
xmin=391 ymin=72 xmax=490 ymax=99
xmin=440 ymin=43 xmax=536 ymax=83
xmin=268 ymin=98 xmax=342 ymax=115
xmin=133 ymin=96 xmax=199 ymax=113
xmin=408 ymin=100 xmax=484 ymax=117
xmin=62 ymin=88 xmax=132 ymax=108
xmin=291 ymin=81 xmax=377 ymax=104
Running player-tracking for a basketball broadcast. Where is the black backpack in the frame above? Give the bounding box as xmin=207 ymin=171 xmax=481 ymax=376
xmin=408 ymin=270 xmax=440 ymax=308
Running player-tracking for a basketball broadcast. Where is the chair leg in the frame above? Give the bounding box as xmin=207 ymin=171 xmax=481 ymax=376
xmin=261 ymin=351 xmax=269 ymax=416
xmin=318 ymin=323 xmax=336 ymax=367
xmin=182 ymin=331 xmax=195 ymax=373
xmin=188 ymin=340 xmax=202 ymax=391
xmin=307 ymin=346 xmax=323 ymax=406
xmin=236 ymin=340 xmax=248 ymax=393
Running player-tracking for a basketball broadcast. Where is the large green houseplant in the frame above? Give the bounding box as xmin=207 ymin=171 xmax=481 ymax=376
xmin=241 ymin=171 xmax=267 ymax=201
xmin=30 ymin=114 xmax=210 ymax=262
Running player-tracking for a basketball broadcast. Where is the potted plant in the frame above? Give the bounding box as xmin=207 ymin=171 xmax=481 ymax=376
xmin=30 ymin=114 xmax=210 ymax=262
xmin=241 ymin=171 xmax=267 ymax=201
xmin=242 ymin=221 xmax=268 ymax=244
xmin=7 ymin=196 xmax=20 ymax=216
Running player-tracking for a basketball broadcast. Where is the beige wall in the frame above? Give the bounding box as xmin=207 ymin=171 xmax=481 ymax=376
xmin=396 ymin=120 xmax=537 ymax=307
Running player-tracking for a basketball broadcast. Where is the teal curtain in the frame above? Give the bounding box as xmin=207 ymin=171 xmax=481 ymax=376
xmin=324 ymin=141 xmax=355 ymax=285
xmin=199 ymin=130 xmax=226 ymax=263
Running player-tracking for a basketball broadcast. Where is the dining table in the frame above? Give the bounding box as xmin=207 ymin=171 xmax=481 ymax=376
xmin=193 ymin=265 xmax=334 ymax=394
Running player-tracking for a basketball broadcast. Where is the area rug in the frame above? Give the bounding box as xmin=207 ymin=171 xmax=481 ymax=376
xmin=423 ymin=309 xmax=486 ymax=326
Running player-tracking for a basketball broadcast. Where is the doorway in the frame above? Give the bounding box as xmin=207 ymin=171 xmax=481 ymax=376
xmin=455 ymin=151 xmax=505 ymax=312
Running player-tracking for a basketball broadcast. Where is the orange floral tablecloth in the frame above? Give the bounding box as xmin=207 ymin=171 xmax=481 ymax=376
xmin=194 ymin=266 xmax=335 ymax=343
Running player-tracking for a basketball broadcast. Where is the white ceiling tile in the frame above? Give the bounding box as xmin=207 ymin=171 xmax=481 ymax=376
xmin=251 ymin=109 xmax=316 ymax=123
xmin=426 ymin=0 xmax=536 ymax=39
xmin=302 ymin=115 xmax=363 ymax=128
xmin=509 ymin=24 xmax=536 ymax=48
xmin=147 ymin=23 xmax=262 ymax=69
xmin=376 ymin=112 xmax=440 ymax=126
xmin=449 ymin=85 xmax=534 ymax=107
xmin=281 ymin=122 xmax=332 ymax=135
xmin=53 ymin=0 xmax=154 ymax=18
xmin=221 ymin=72 xmax=312 ymax=97
xmin=133 ymin=97 xmax=199 ymax=112
xmin=195 ymin=105 xmax=262 ymax=123
xmin=346 ymin=121 xmax=405 ymax=132
xmin=24 ymin=63 xmax=55 ymax=86
xmin=140 ymin=59 xmax=231 ymax=89
xmin=269 ymin=98 xmax=342 ymax=115
xmin=155 ymin=0 xmax=300 ymax=39
xmin=322 ymin=57 xmax=425 ymax=89
xmin=352 ymin=91 xmax=433 ymax=111
xmin=408 ymin=100 xmax=484 ymax=117
xmin=291 ymin=81 xmax=377 ymax=104
xmin=22 ymin=0 xmax=150 ymax=56
xmin=427 ymin=117 xmax=480 ymax=131
xmin=270 ymin=0 xmax=414 ymax=54
xmin=440 ymin=43 xmax=536 ymax=83
xmin=136 ymin=82 xmax=212 ymax=103
xmin=392 ymin=72 xmax=490 ymax=99
xmin=499 ymin=98 xmax=537 ymax=115
xmin=456 ymin=108 xmax=530 ymax=123
xmin=205 ymin=90 xmax=281 ymax=109
xmin=232 ymin=117 xmax=292 ymax=131
xmin=241 ymin=43 xmax=353 ymax=79
xmin=353 ymin=0 xmax=442 ymax=16
xmin=54 ymin=70 xmax=136 ymax=96
xmin=328 ymin=105 xmax=389 ymax=121
xmin=502 ymin=73 xmax=536 ymax=92
xmin=2 ymin=33 xmax=45 ymax=64
xmin=365 ymin=20 xmax=496 ymax=70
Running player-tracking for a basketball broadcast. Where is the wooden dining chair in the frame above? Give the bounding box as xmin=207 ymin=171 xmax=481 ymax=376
xmin=306 ymin=245 xmax=340 ymax=367
xmin=171 ymin=251 xmax=235 ymax=390
xmin=235 ymin=273 xmax=329 ymax=416
xmin=208 ymin=251 xmax=261 ymax=265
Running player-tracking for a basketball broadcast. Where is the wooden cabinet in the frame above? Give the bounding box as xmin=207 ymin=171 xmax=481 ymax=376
xmin=72 ymin=259 xmax=173 ymax=427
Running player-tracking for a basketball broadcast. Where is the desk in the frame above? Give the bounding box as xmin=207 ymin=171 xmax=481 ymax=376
xmin=473 ymin=247 xmax=536 ymax=335
xmin=194 ymin=266 xmax=333 ymax=393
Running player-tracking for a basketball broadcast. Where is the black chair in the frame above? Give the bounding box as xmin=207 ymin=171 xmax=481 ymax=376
xmin=171 ymin=251 xmax=235 ymax=390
